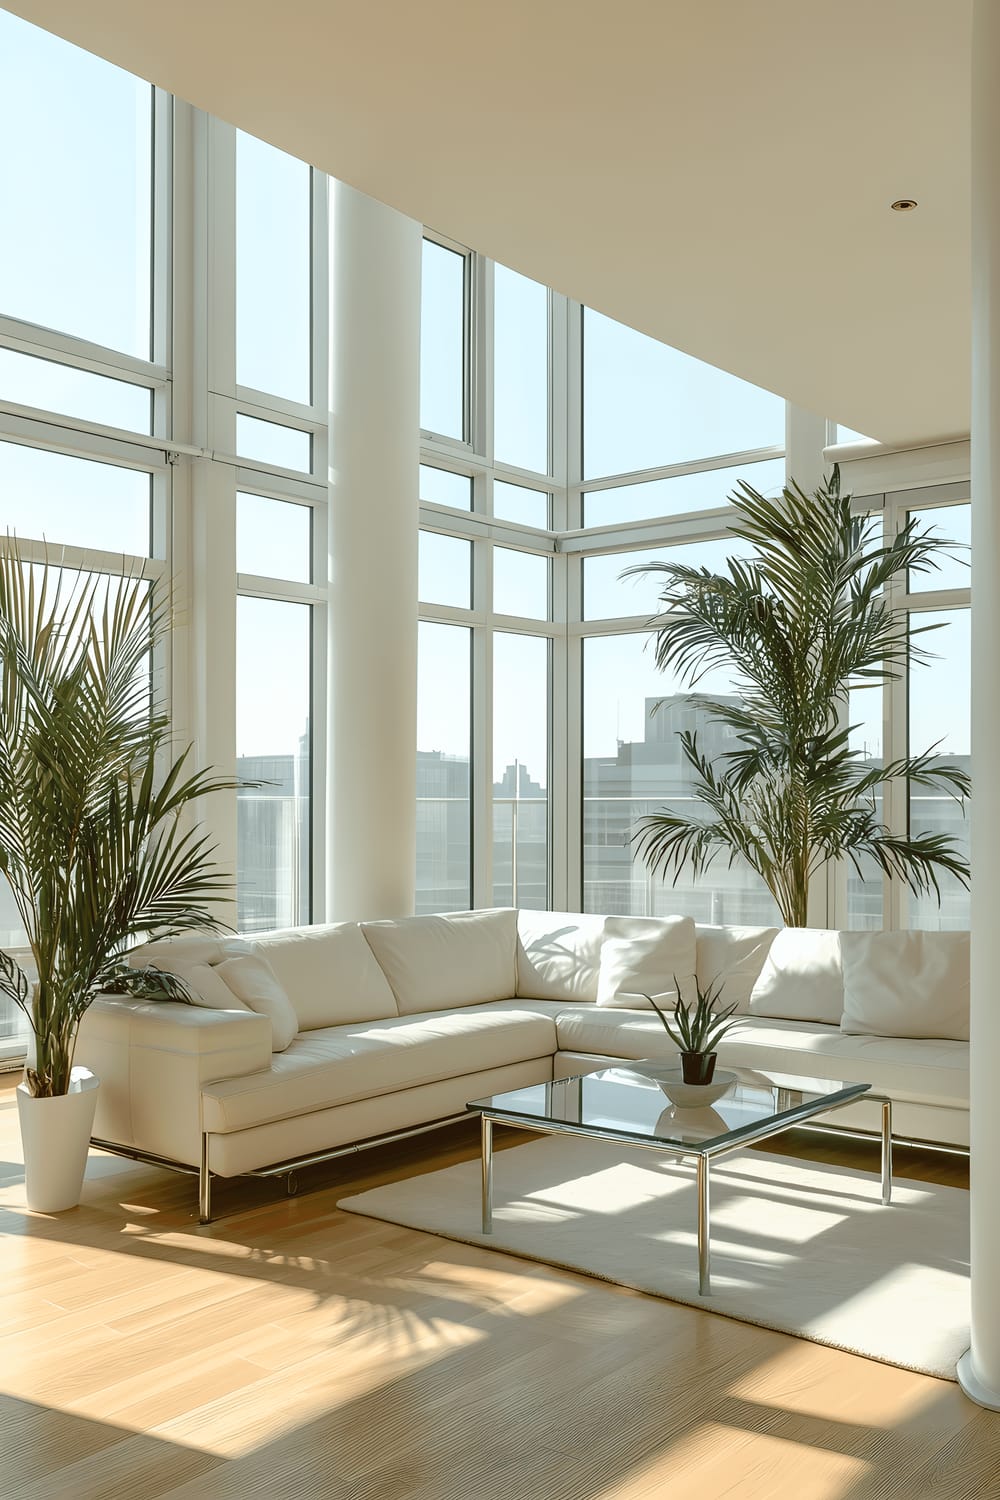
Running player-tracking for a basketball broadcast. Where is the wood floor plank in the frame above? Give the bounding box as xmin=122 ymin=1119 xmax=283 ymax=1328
xmin=0 ymin=1080 xmax=990 ymax=1500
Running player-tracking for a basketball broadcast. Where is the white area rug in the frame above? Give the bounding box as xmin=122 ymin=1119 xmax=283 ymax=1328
xmin=339 ymin=1138 xmax=970 ymax=1380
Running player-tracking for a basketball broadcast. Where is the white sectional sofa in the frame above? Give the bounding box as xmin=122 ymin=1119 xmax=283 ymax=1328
xmin=75 ymin=909 xmax=971 ymax=1220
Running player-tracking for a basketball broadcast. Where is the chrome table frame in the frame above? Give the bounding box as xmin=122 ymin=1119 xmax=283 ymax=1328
xmin=474 ymin=1090 xmax=894 ymax=1297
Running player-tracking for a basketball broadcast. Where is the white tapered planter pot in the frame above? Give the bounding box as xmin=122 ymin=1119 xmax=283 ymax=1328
xmin=16 ymin=1067 xmax=99 ymax=1212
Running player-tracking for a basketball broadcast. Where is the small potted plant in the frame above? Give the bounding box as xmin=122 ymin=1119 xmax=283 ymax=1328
xmin=644 ymin=974 xmax=741 ymax=1085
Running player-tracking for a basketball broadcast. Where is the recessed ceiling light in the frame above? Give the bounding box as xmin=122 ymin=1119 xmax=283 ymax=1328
xmin=891 ymin=198 xmax=918 ymax=212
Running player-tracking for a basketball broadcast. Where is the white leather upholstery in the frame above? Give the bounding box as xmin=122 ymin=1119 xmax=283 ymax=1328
xmin=360 ymin=908 xmax=517 ymax=1014
xmin=207 ymin=1057 xmax=553 ymax=1176
xmin=840 ymin=929 xmax=970 ymax=1041
xmin=516 ymin=909 xmax=605 ymax=1002
xmin=695 ymin=924 xmax=779 ymax=1013
xmin=78 ymin=996 xmax=272 ymax=1166
xmin=595 ymin=914 xmax=696 ymax=1009
xmin=748 ymin=927 xmax=845 ymax=1025
xmin=201 ymin=1001 xmax=556 ymax=1133
xmin=249 ymin=922 xmax=398 ymax=1029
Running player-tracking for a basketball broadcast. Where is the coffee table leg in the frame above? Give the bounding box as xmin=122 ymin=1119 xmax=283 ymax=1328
xmin=481 ymin=1114 xmax=493 ymax=1233
xmin=697 ymin=1155 xmax=711 ymax=1296
xmin=881 ymin=1098 xmax=893 ymax=1205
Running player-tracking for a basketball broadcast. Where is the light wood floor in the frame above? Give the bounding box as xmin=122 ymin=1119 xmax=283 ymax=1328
xmin=0 ymin=1078 xmax=995 ymax=1500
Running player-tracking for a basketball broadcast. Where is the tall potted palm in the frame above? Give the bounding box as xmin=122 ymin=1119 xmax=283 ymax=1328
xmin=0 ymin=547 xmax=237 ymax=1210
xmin=627 ymin=469 xmax=970 ymax=925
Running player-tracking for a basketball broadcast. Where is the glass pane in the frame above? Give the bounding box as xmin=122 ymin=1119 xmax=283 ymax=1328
xmin=583 ymin=308 xmax=785 ymax=479
xmin=584 ymin=457 xmax=786 ymax=527
xmin=0 ymin=12 xmax=152 ymax=357
xmin=908 ymin=504 xmax=970 ymax=594
xmin=493 ymin=633 xmax=548 ymax=909
xmin=236 ymin=414 xmax=312 ymax=471
xmin=236 ymin=132 xmax=312 ymax=404
xmin=908 ymin=609 xmax=970 ymax=930
xmin=417 ymin=622 xmax=471 ymax=913
xmin=494 ymin=480 xmax=549 ymax=528
xmin=420 ymin=240 xmax=466 ymax=440
xmin=847 ymin=685 xmax=884 ymax=929
xmin=0 ymin=442 xmax=150 ymax=554
xmin=583 ymin=534 xmax=752 ymax=621
xmin=236 ymin=597 xmax=312 ymax=932
xmin=237 ymin=493 xmax=312 ymax=582
xmin=0 ymin=348 xmax=151 ymax=432
xmin=419 ymin=464 xmax=473 ymax=510
xmin=583 ymin=633 xmax=780 ymax=923
xmin=494 ymin=263 xmax=548 ymax=473
xmin=836 ymin=424 xmax=875 ymax=443
xmin=493 ymin=548 xmax=548 ymax=620
xmin=419 ymin=532 xmax=472 ymax=609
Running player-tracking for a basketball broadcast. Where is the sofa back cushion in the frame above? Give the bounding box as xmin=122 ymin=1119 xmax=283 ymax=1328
xmin=250 ymin=923 xmax=398 ymax=1030
xmin=361 ymin=908 xmax=517 ymax=1015
xmin=747 ymin=927 xmax=844 ymax=1025
xmin=216 ymin=954 xmax=299 ymax=1051
xmin=840 ymin=930 xmax=970 ymax=1041
xmin=695 ymin=925 xmax=779 ymax=1014
xmin=516 ymin=910 xmax=605 ymax=1003
xmin=596 ymin=915 xmax=697 ymax=1009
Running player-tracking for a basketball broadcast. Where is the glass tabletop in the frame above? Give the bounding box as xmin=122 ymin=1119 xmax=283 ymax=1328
xmin=469 ymin=1064 xmax=871 ymax=1154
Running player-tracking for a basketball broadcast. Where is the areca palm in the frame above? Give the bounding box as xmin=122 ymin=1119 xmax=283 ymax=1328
xmin=627 ymin=469 xmax=970 ymax=927
xmin=0 ymin=545 xmax=238 ymax=1097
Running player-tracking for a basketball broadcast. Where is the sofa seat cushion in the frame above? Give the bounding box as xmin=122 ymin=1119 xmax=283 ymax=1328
xmin=516 ymin=910 xmax=606 ymax=1002
xmin=361 ymin=909 xmax=517 ymax=1014
xmin=840 ymin=930 xmax=970 ymax=1041
xmin=596 ymin=915 xmax=696 ymax=1009
xmin=553 ymin=1009 xmax=968 ymax=1108
xmin=248 ymin=923 xmax=398 ymax=1030
xmin=695 ymin=924 xmax=779 ymax=1014
xmin=748 ymin=927 xmax=844 ymax=1025
xmin=201 ymin=1000 xmax=557 ymax=1134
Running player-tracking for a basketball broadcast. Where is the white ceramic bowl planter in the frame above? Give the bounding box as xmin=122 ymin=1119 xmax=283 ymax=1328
xmin=16 ymin=1067 xmax=100 ymax=1212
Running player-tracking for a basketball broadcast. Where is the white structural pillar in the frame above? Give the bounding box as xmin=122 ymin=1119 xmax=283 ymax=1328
xmin=327 ymin=183 xmax=422 ymax=921
xmin=784 ymin=403 xmax=828 ymax=495
xmin=959 ymin=0 xmax=1000 ymax=1412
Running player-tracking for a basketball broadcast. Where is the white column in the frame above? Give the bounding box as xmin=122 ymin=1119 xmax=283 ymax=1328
xmin=959 ymin=0 xmax=1000 ymax=1412
xmin=327 ymin=183 xmax=421 ymax=921
xmin=784 ymin=402 xmax=828 ymax=496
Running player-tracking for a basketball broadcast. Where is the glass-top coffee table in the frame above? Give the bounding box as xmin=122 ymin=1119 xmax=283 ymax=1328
xmin=468 ymin=1065 xmax=892 ymax=1295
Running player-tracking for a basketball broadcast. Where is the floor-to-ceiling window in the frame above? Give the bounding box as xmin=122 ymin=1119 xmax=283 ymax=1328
xmin=576 ymin=309 xmax=787 ymax=921
xmin=416 ymin=245 xmax=554 ymax=914
xmin=0 ymin=18 xmax=330 ymax=1056
xmin=0 ymin=13 xmax=166 ymax=1056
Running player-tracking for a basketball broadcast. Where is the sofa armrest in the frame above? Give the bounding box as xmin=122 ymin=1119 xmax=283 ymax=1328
xmin=77 ymin=996 xmax=273 ymax=1168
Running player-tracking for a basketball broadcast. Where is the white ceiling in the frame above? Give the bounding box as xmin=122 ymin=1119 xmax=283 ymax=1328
xmin=4 ymin=0 xmax=973 ymax=446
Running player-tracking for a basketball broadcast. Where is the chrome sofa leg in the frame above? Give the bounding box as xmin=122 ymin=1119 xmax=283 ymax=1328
xmin=199 ymin=1133 xmax=213 ymax=1224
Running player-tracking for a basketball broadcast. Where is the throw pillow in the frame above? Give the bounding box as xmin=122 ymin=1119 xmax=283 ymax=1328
xmin=216 ymin=954 xmax=299 ymax=1051
xmin=747 ymin=927 xmax=844 ymax=1025
xmin=596 ymin=915 xmax=697 ymax=1009
xmin=694 ymin=925 xmax=779 ymax=1014
xmin=840 ymin=930 xmax=969 ymax=1041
